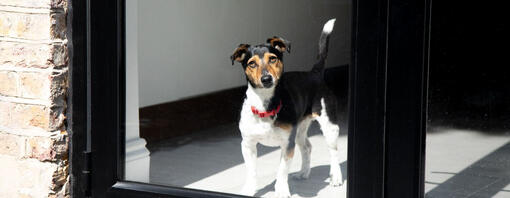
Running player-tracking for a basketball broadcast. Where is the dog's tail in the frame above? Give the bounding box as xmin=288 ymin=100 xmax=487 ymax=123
xmin=311 ymin=18 xmax=336 ymax=74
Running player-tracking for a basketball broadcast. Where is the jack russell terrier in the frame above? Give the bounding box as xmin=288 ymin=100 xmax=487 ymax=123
xmin=231 ymin=19 xmax=342 ymax=198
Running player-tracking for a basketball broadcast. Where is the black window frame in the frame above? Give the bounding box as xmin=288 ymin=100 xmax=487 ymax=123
xmin=68 ymin=0 xmax=431 ymax=197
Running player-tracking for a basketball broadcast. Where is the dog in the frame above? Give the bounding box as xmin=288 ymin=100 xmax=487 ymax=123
xmin=230 ymin=19 xmax=342 ymax=198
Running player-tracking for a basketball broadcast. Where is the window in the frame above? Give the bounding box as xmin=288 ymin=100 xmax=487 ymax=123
xmin=69 ymin=0 xmax=431 ymax=197
xmin=125 ymin=0 xmax=351 ymax=197
xmin=424 ymin=2 xmax=510 ymax=197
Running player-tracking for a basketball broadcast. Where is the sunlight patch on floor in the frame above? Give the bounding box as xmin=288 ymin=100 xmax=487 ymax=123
xmin=185 ymin=134 xmax=348 ymax=198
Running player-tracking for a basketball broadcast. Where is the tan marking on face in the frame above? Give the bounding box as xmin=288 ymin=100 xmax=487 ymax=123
xmin=311 ymin=112 xmax=320 ymax=118
xmin=286 ymin=148 xmax=295 ymax=159
xmin=245 ymin=52 xmax=283 ymax=87
xmin=264 ymin=53 xmax=283 ymax=80
xmin=274 ymin=121 xmax=292 ymax=132
xmin=245 ymin=56 xmax=263 ymax=87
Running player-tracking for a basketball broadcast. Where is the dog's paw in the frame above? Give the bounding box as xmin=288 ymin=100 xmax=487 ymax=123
xmin=329 ymin=174 xmax=343 ymax=186
xmin=327 ymin=163 xmax=343 ymax=186
xmin=291 ymin=170 xmax=310 ymax=180
xmin=329 ymin=166 xmax=343 ymax=186
xmin=274 ymin=181 xmax=291 ymax=198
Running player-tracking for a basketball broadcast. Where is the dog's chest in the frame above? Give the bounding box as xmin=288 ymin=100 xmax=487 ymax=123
xmin=239 ymin=103 xmax=289 ymax=147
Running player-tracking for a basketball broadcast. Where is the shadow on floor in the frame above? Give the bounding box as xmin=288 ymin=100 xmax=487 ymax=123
xmin=255 ymin=162 xmax=347 ymax=197
xmin=426 ymin=142 xmax=510 ymax=197
xmin=149 ymin=121 xmax=346 ymax=188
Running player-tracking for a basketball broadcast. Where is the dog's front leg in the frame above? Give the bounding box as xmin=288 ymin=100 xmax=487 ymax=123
xmin=240 ymin=139 xmax=257 ymax=196
xmin=274 ymin=144 xmax=294 ymax=198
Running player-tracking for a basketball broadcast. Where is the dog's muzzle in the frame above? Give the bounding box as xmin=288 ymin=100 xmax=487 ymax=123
xmin=261 ymin=75 xmax=273 ymax=88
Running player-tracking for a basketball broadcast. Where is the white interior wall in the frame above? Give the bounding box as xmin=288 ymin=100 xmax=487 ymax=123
xmin=137 ymin=0 xmax=351 ymax=107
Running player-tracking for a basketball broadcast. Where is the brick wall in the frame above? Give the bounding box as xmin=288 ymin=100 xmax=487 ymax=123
xmin=0 ymin=0 xmax=69 ymax=197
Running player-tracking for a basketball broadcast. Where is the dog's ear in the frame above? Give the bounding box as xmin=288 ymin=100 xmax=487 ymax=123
xmin=267 ymin=36 xmax=291 ymax=53
xmin=230 ymin=44 xmax=250 ymax=65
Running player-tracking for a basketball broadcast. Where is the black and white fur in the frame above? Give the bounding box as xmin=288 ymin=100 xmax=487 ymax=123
xmin=231 ymin=19 xmax=341 ymax=198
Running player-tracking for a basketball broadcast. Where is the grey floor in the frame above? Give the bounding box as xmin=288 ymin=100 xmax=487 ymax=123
xmin=148 ymin=123 xmax=510 ymax=198
xmin=149 ymin=122 xmax=347 ymax=198
xmin=425 ymin=128 xmax=510 ymax=198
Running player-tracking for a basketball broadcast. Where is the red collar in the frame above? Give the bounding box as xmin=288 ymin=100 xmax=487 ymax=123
xmin=251 ymin=101 xmax=282 ymax=118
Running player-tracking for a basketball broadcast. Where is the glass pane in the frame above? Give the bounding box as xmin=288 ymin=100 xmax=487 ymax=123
xmin=425 ymin=3 xmax=510 ymax=197
xmin=125 ymin=0 xmax=351 ymax=197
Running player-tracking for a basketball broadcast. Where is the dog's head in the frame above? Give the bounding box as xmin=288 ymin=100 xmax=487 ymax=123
xmin=231 ymin=37 xmax=291 ymax=89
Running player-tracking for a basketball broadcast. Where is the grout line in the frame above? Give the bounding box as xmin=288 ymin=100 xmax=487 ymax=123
xmin=0 ymin=65 xmax=67 ymax=73
xmin=0 ymin=95 xmax=50 ymax=106
xmin=0 ymin=4 xmax=65 ymax=14
xmin=0 ymin=36 xmax=66 ymax=44
xmin=0 ymin=7 xmax=50 ymax=14
xmin=0 ymin=3 xmax=52 ymax=9
xmin=0 ymin=127 xmax=62 ymax=137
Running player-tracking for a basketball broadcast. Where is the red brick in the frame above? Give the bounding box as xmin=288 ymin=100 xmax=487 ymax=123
xmin=0 ymin=0 xmax=66 ymax=9
xmin=0 ymin=1 xmax=70 ymax=197
xmin=0 ymin=132 xmax=25 ymax=157
xmin=0 ymin=12 xmax=50 ymax=40
xmin=0 ymin=156 xmax=59 ymax=198
xmin=19 ymin=72 xmax=51 ymax=99
xmin=0 ymin=11 xmax=66 ymax=40
xmin=50 ymin=12 xmax=66 ymax=40
xmin=0 ymin=101 xmax=14 ymax=127
xmin=0 ymin=71 xmax=19 ymax=96
xmin=1 ymin=102 xmax=66 ymax=131
xmin=10 ymin=104 xmax=50 ymax=130
xmin=49 ymin=105 xmax=65 ymax=131
xmin=0 ymin=42 xmax=66 ymax=68
xmin=25 ymin=134 xmax=67 ymax=161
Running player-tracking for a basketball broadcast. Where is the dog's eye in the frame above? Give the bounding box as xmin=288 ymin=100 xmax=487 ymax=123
xmin=269 ymin=56 xmax=277 ymax=64
xmin=248 ymin=61 xmax=257 ymax=68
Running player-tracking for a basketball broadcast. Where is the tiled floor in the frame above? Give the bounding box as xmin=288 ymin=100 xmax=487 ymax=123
xmin=425 ymin=128 xmax=510 ymax=198
xmin=149 ymin=122 xmax=347 ymax=198
xmin=148 ymin=123 xmax=510 ymax=198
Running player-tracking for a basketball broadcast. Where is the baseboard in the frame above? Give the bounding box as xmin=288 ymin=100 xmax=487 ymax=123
xmin=139 ymin=65 xmax=349 ymax=143
xmin=139 ymin=86 xmax=246 ymax=143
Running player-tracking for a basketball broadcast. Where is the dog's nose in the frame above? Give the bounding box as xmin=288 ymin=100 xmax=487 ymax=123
xmin=261 ymin=75 xmax=273 ymax=87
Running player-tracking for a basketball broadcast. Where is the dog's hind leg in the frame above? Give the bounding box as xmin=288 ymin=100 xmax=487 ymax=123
xmin=316 ymin=98 xmax=343 ymax=186
xmin=292 ymin=117 xmax=313 ymax=180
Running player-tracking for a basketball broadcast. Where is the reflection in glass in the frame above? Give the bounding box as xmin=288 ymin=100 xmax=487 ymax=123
xmin=125 ymin=0 xmax=351 ymax=197
xmin=425 ymin=2 xmax=510 ymax=197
